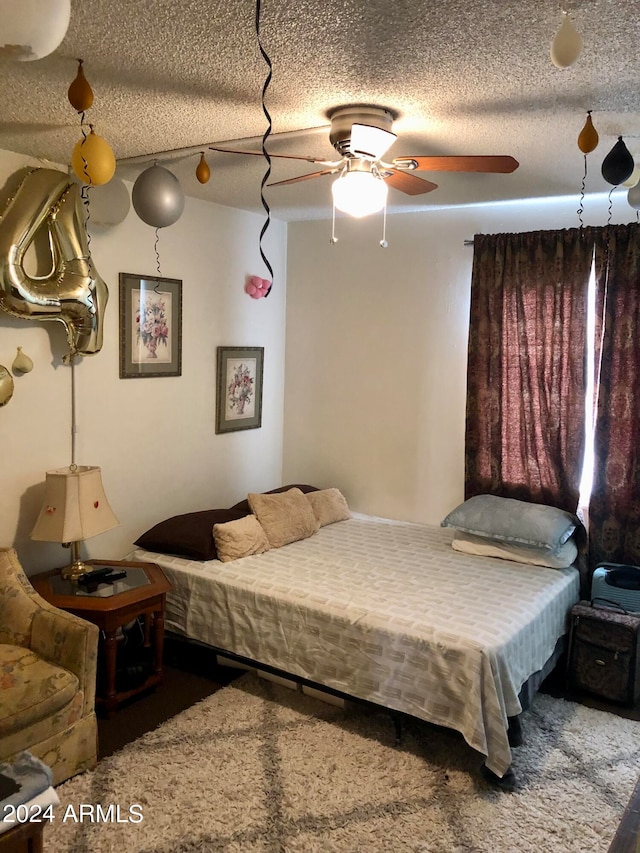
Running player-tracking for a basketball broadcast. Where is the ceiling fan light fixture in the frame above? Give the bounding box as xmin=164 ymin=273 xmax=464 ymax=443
xmin=349 ymin=123 xmax=397 ymax=160
xmin=332 ymin=164 xmax=388 ymax=218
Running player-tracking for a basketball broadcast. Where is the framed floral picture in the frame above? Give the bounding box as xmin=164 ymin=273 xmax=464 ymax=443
xmin=216 ymin=346 xmax=264 ymax=433
xmin=119 ymin=273 xmax=182 ymax=378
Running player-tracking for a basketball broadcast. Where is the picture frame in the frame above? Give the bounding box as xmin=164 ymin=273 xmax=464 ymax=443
xmin=216 ymin=346 xmax=264 ymax=433
xmin=119 ymin=273 xmax=182 ymax=378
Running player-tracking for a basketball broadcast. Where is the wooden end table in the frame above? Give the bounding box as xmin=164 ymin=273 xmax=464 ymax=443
xmin=30 ymin=560 xmax=171 ymax=718
xmin=0 ymin=820 xmax=43 ymax=853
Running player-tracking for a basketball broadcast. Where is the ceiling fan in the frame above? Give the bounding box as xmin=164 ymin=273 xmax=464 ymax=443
xmin=209 ymin=105 xmax=519 ymax=216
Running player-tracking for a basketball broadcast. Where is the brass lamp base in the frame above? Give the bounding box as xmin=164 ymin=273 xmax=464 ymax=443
xmin=60 ymin=541 xmax=93 ymax=581
xmin=61 ymin=559 xmax=92 ymax=581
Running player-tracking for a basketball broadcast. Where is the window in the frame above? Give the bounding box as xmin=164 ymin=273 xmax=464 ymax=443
xmin=578 ymin=256 xmax=596 ymax=516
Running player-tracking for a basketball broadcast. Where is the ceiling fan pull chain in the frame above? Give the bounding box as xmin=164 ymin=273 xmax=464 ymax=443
xmin=380 ymin=203 xmax=388 ymax=248
xmin=330 ymin=201 xmax=338 ymax=244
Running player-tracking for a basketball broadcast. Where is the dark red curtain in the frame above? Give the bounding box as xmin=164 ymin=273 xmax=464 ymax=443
xmin=465 ymin=228 xmax=594 ymax=513
xmin=589 ymin=224 xmax=640 ymax=567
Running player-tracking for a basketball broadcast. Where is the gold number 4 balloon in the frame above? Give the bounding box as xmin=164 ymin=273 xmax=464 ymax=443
xmin=0 ymin=167 xmax=108 ymax=359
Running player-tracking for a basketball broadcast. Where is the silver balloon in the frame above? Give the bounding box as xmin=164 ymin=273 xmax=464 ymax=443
xmin=0 ymin=168 xmax=108 ymax=359
xmin=70 ymin=174 xmax=131 ymax=226
xmin=132 ymin=165 xmax=185 ymax=228
xmin=627 ymin=182 xmax=640 ymax=210
xmin=86 ymin=176 xmax=131 ymax=226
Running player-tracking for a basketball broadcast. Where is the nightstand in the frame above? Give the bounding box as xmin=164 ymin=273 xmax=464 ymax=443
xmin=567 ymin=601 xmax=640 ymax=706
xmin=30 ymin=560 xmax=171 ymax=717
xmin=0 ymin=820 xmax=44 ymax=853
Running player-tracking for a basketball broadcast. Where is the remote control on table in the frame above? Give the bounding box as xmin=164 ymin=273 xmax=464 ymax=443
xmin=77 ymin=567 xmax=127 ymax=585
xmin=78 ymin=566 xmax=116 ymax=582
xmin=104 ymin=570 xmax=127 ymax=581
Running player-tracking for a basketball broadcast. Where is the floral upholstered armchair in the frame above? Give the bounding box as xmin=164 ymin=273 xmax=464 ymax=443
xmin=0 ymin=547 xmax=98 ymax=785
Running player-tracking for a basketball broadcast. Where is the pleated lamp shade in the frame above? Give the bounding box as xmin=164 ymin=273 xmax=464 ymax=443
xmin=31 ymin=465 xmax=119 ymax=543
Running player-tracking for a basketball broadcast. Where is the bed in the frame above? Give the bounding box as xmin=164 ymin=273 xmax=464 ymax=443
xmin=128 ymin=488 xmax=582 ymax=784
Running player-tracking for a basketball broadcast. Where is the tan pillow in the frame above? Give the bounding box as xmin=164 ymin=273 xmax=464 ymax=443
xmin=247 ymin=487 xmax=319 ymax=549
xmin=305 ymin=488 xmax=351 ymax=527
xmin=213 ymin=515 xmax=270 ymax=563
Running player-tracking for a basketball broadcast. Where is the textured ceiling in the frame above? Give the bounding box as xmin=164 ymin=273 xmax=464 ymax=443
xmin=1 ymin=0 xmax=640 ymax=221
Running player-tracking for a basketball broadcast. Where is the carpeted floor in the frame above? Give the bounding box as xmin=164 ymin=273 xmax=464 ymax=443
xmin=48 ymin=671 xmax=640 ymax=853
xmin=96 ymin=645 xmax=240 ymax=759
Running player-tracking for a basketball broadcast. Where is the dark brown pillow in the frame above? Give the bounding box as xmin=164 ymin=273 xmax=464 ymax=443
xmin=229 ymin=484 xmax=319 ymax=515
xmin=134 ymin=508 xmax=248 ymax=561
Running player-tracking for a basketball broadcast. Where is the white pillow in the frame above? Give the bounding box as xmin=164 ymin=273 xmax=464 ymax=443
xmin=451 ymin=530 xmax=578 ymax=569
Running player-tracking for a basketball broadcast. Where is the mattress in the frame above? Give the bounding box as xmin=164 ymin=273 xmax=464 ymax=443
xmin=130 ymin=513 xmax=580 ymax=777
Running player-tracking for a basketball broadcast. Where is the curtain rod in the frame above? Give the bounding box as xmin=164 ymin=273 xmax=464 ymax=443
xmin=464 ymin=239 xmax=474 ymax=246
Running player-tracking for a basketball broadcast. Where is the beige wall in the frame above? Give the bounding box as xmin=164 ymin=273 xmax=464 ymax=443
xmin=3 ymin=142 xmax=635 ymax=572
xmin=283 ymin=194 xmax=636 ymax=525
xmin=0 ymin=150 xmax=287 ymax=572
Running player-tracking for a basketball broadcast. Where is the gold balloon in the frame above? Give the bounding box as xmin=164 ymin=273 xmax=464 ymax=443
xmin=72 ymin=129 xmax=116 ymax=186
xmin=68 ymin=59 xmax=94 ymax=112
xmin=0 ymin=168 xmax=109 ymax=359
xmin=196 ymin=153 xmax=211 ymax=184
xmin=578 ymin=112 xmax=599 ymax=154
xmin=12 ymin=346 xmax=33 ymax=373
xmin=0 ymin=365 xmax=14 ymax=406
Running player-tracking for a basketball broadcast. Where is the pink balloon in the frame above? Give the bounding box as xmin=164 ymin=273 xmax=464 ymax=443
xmin=246 ymin=276 xmax=271 ymax=298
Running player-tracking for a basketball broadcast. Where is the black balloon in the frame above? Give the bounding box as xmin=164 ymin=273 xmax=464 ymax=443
xmin=601 ymin=136 xmax=634 ymax=186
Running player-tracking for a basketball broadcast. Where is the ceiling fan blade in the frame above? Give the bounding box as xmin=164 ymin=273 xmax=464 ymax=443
xmin=267 ymin=168 xmax=341 ymax=188
xmin=209 ymin=145 xmax=339 ymax=166
xmin=392 ymin=155 xmax=519 ymax=174
xmin=381 ymin=169 xmax=439 ymax=195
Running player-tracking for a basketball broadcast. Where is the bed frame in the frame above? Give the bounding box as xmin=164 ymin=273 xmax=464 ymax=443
xmin=167 ymin=629 xmax=567 ymax=790
xmin=131 ymin=513 xmax=580 ymax=788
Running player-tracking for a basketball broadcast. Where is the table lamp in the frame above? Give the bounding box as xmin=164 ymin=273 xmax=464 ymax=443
xmin=31 ymin=465 xmax=119 ymax=580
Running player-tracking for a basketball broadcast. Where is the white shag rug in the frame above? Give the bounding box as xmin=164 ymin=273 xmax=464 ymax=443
xmin=47 ymin=673 xmax=639 ymax=852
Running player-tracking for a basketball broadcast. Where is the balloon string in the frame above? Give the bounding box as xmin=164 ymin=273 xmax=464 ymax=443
xmin=256 ymin=0 xmax=274 ymax=296
xmin=607 ymin=187 xmax=614 ymax=226
xmin=154 ymin=228 xmax=162 ymax=277
xmin=81 ymin=185 xmax=92 ymax=272
xmin=77 ymin=110 xmax=95 ymax=307
xmin=83 ymin=189 xmax=96 ymax=320
xmin=577 ymin=153 xmax=586 ymax=228
xmin=79 ymin=114 xmax=91 ymax=186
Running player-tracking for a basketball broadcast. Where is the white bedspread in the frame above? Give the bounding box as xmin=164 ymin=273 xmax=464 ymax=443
xmin=131 ymin=513 xmax=580 ymax=776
